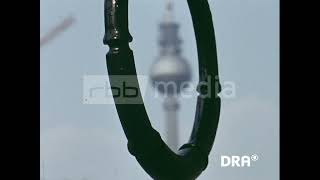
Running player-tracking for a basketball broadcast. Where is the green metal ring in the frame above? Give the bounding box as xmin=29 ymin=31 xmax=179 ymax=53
xmin=104 ymin=0 xmax=221 ymax=179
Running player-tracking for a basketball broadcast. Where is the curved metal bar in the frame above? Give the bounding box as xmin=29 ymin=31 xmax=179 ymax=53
xmin=103 ymin=0 xmax=221 ymax=179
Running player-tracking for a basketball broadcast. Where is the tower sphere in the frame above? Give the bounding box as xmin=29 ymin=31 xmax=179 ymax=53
xmin=150 ymin=54 xmax=191 ymax=94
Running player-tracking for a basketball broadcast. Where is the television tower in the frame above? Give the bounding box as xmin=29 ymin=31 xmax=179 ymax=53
xmin=150 ymin=0 xmax=191 ymax=152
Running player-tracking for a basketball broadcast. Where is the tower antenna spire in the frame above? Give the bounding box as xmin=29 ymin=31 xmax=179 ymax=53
xmin=166 ymin=0 xmax=173 ymax=11
xmin=164 ymin=0 xmax=174 ymax=23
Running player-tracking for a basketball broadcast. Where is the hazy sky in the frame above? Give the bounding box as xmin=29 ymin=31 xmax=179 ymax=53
xmin=40 ymin=0 xmax=279 ymax=179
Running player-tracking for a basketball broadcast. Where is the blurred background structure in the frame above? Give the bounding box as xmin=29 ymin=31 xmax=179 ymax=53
xmin=40 ymin=16 xmax=75 ymax=47
xmin=40 ymin=0 xmax=279 ymax=179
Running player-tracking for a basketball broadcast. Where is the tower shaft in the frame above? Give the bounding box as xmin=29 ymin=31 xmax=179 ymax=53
xmin=163 ymin=96 xmax=179 ymax=151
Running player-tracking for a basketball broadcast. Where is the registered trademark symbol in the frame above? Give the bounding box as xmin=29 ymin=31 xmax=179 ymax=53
xmin=251 ymin=154 xmax=259 ymax=161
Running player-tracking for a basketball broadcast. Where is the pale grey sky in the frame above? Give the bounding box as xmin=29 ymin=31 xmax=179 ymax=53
xmin=40 ymin=0 xmax=279 ymax=179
